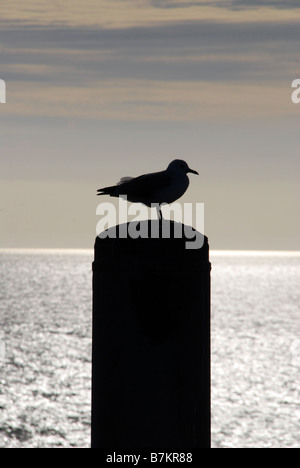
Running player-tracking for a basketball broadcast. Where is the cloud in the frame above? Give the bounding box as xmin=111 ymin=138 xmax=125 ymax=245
xmin=149 ymin=0 xmax=300 ymax=9
xmin=230 ymin=0 xmax=300 ymax=9
xmin=1 ymin=0 xmax=300 ymax=32
xmin=2 ymin=78 xmax=298 ymax=123
xmin=1 ymin=12 xmax=299 ymax=122
xmin=1 ymin=19 xmax=299 ymax=87
xmin=1 ymin=19 xmax=299 ymax=53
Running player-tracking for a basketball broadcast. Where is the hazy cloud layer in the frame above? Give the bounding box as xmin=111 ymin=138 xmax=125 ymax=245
xmin=1 ymin=19 xmax=299 ymax=51
xmin=1 ymin=19 xmax=299 ymax=86
xmin=1 ymin=16 xmax=299 ymax=121
xmin=150 ymin=0 xmax=300 ymax=9
xmin=1 ymin=0 xmax=300 ymax=29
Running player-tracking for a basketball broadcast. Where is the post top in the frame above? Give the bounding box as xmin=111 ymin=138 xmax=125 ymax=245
xmin=94 ymin=220 xmax=210 ymax=271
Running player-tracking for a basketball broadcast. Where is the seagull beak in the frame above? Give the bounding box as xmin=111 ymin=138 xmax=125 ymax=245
xmin=188 ymin=168 xmax=199 ymax=175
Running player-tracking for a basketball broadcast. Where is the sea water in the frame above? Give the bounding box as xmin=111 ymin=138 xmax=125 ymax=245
xmin=0 ymin=249 xmax=299 ymax=448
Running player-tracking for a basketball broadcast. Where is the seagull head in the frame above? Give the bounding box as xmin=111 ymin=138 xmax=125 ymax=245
xmin=167 ymin=159 xmax=199 ymax=175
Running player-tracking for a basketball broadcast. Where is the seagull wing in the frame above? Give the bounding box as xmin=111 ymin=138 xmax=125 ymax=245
xmin=120 ymin=170 xmax=172 ymax=201
xmin=97 ymin=170 xmax=172 ymax=204
xmin=116 ymin=176 xmax=134 ymax=185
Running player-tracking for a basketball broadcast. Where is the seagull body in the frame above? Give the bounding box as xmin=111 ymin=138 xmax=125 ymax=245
xmin=97 ymin=159 xmax=198 ymax=219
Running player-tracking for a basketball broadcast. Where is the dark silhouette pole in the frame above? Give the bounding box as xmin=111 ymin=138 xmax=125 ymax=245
xmin=91 ymin=220 xmax=211 ymax=448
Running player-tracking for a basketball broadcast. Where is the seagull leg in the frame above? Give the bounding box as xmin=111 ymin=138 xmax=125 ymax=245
xmin=156 ymin=205 xmax=163 ymax=221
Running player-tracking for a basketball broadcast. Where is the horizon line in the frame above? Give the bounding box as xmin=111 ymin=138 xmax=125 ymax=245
xmin=0 ymin=248 xmax=300 ymax=257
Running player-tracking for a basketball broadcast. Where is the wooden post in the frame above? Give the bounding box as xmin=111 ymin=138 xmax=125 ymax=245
xmin=91 ymin=220 xmax=211 ymax=448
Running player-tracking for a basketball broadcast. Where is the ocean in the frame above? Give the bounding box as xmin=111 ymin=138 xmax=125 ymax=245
xmin=0 ymin=249 xmax=299 ymax=448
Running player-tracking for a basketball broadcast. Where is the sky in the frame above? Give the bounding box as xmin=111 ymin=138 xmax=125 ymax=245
xmin=0 ymin=0 xmax=299 ymax=250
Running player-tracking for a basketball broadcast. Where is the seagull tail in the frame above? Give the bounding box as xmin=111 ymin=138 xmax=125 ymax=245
xmin=97 ymin=185 xmax=117 ymax=196
xmin=97 ymin=177 xmax=134 ymax=196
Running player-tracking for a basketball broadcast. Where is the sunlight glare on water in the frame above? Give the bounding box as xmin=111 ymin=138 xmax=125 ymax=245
xmin=0 ymin=249 xmax=299 ymax=447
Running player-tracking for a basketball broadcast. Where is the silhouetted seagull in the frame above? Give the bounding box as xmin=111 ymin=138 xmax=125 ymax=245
xmin=97 ymin=159 xmax=198 ymax=220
